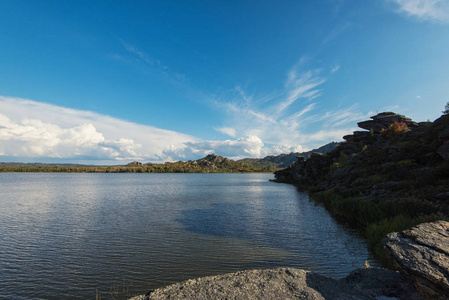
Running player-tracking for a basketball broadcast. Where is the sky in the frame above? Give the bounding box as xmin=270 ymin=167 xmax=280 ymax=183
xmin=1 ymin=0 xmax=449 ymax=164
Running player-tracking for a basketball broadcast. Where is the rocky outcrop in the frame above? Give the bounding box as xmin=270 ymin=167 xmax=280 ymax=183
xmin=357 ymin=112 xmax=418 ymax=133
xmin=274 ymin=112 xmax=449 ymax=204
xmin=130 ymin=267 xmax=422 ymax=300
xmin=383 ymin=221 xmax=449 ymax=300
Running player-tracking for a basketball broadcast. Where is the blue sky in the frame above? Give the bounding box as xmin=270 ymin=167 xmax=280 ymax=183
xmin=1 ymin=0 xmax=449 ymax=164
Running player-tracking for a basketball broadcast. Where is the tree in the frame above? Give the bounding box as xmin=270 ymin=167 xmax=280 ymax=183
xmin=444 ymin=102 xmax=449 ymax=115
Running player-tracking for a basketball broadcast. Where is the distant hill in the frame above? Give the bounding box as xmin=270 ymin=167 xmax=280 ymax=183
xmin=0 ymin=143 xmax=338 ymax=172
xmin=0 ymin=154 xmax=275 ymax=173
xmin=238 ymin=142 xmax=339 ymax=169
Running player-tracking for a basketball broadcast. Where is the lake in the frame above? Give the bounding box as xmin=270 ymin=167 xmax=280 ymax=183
xmin=0 ymin=173 xmax=375 ymax=299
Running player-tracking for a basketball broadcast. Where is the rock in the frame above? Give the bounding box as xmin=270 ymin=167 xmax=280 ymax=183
xmin=358 ymin=120 xmax=386 ymax=133
xmin=130 ymin=267 xmax=422 ymax=300
xmin=438 ymin=143 xmax=449 ymax=160
xmin=439 ymin=128 xmax=449 ymax=144
xmin=358 ymin=112 xmax=418 ymax=133
xmin=383 ymin=221 xmax=449 ymax=300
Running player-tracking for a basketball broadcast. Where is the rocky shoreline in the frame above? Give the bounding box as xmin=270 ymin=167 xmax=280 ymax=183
xmin=131 ymin=267 xmax=422 ymax=300
xmin=130 ymin=221 xmax=448 ymax=299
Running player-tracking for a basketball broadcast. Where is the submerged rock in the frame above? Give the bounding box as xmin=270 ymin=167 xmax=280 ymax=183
xmin=383 ymin=221 xmax=449 ymax=300
xmin=130 ymin=267 xmax=422 ymax=300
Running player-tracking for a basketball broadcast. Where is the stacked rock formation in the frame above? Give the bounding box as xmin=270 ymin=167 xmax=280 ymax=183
xmin=274 ymin=112 xmax=449 ymax=203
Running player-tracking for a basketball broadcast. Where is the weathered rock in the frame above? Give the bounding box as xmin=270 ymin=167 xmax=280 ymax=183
xmin=383 ymin=221 xmax=449 ymax=300
xmin=438 ymin=143 xmax=449 ymax=160
xmin=358 ymin=120 xmax=386 ymax=133
xmin=357 ymin=112 xmax=418 ymax=133
xmin=130 ymin=267 xmax=423 ymax=300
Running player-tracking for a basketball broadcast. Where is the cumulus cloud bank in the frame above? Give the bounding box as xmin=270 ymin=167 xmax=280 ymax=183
xmin=0 ymin=96 xmax=197 ymax=163
xmin=162 ymin=136 xmax=304 ymax=161
xmin=0 ymin=96 xmax=307 ymax=163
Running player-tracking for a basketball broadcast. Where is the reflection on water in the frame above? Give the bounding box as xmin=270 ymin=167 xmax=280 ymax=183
xmin=0 ymin=173 xmax=375 ymax=299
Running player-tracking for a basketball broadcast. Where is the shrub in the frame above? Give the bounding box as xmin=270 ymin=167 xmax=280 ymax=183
xmin=396 ymin=159 xmax=417 ymax=169
xmin=381 ymin=122 xmax=409 ymax=139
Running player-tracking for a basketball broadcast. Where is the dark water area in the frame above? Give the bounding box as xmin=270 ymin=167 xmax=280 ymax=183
xmin=0 ymin=173 xmax=376 ymax=299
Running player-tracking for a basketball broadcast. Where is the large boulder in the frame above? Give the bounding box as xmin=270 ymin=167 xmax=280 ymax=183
xmin=130 ymin=267 xmax=422 ymax=300
xmin=383 ymin=221 xmax=449 ymax=300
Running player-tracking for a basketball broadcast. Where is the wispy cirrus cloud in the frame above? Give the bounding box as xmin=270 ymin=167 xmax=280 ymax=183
xmin=117 ymin=39 xmax=186 ymax=81
xmin=212 ymin=59 xmax=367 ymax=150
xmin=322 ymin=22 xmax=352 ymax=45
xmin=331 ymin=63 xmax=341 ymax=74
xmin=388 ymin=0 xmax=449 ymax=22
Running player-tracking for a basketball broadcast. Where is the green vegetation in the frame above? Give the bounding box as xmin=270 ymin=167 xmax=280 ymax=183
xmin=331 ymin=151 xmax=348 ymax=168
xmin=0 ymin=155 xmax=276 ymax=173
xmin=443 ymin=102 xmax=449 ymax=115
xmin=308 ymin=189 xmax=445 ymax=266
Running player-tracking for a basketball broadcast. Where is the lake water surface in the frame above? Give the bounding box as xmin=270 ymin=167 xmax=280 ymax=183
xmin=0 ymin=173 xmax=375 ymax=299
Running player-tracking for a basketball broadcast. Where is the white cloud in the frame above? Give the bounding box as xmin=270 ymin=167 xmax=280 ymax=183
xmin=389 ymin=0 xmax=449 ymax=22
xmin=322 ymin=22 xmax=352 ymax=45
xmin=0 ymin=96 xmax=309 ymax=163
xmin=162 ymin=135 xmax=305 ymax=160
xmin=300 ymin=129 xmax=356 ymax=144
xmin=0 ymin=96 xmax=197 ymax=163
xmin=215 ymin=127 xmax=237 ymax=137
xmin=277 ymin=65 xmax=325 ymax=115
xmin=163 ymin=136 xmax=264 ymax=160
xmin=210 ymin=59 xmax=371 ymax=150
xmin=331 ymin=64 xmax=341 ymax=73
xmin=382 ymin=104 xmax=400 ymax=112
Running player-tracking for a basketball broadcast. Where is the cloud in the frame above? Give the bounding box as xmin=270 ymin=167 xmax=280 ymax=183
xmin=331 ymin=64 xmax=341 ymax=73
xmin=0 ymin=96 xmax=309 ymax=163
xmin=215 ymin=127 xmax=237 ymax=137
xmin=118 ymin=39 xmax=186 ymax=81
xmin=0 ymin=96 xmax=197 ymax=163
xmin=162 ymin=135 xmax=305 ymax=160
xmin=388 ymin=0 xmax=449 ymax=22
xmin=165 ymin=135 xmax=264 ymax=160
xmin=276 ymin=64 xmax=325 ymax=115
xmin=322 ymin=22 xmax=352 ymax=45
xmin=211 ymin=59 xmax=369 ymax=150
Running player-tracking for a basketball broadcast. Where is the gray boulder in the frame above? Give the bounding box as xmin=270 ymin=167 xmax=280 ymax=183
xmin=130 ymin=267 xmax=422 ymax=300
xmin=383 ymin=221 xmax=449 ymax=300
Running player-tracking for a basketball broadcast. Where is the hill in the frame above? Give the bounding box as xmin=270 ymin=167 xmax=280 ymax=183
xmin=238 ymin=142 xmax=339 ymax=169
xmin=0 ymin=154 xmax=275 ymax=173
